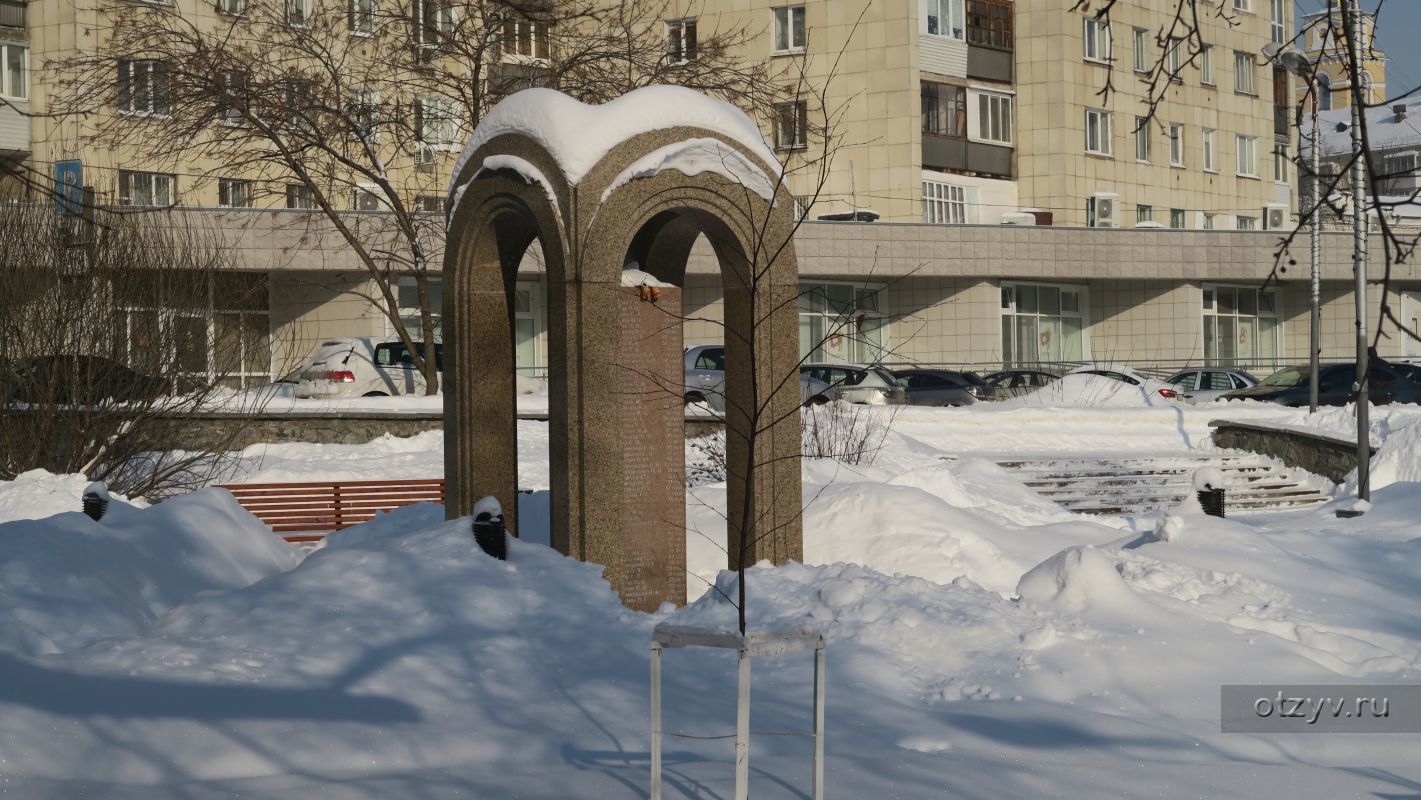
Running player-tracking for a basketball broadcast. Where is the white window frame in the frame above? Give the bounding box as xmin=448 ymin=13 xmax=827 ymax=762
xmin=925 ymin=0 xmax=965 ymax=40
xmin=1236 ymin=134 xmax=1258 ymax=178
xmin=1000 ymin=281 xmax=1091 ymax=366
xmin=968 ymin=89 xmax=1012 ymax=146
xmin=1200 ymin=44 xmax=1214 ymax=85
xmin=348 ymin=87 xmax=379 ymax=143
xmin=799 ymin=280 xmax=889 ymax=365
xmin=288 ymin=0 xmax=309 ymax=26
xmin=416 ymin=95 xmax=459 ymax=148
xmin=1236 ymin=215 xmax=1258 ymax=230
xmin=1234 ymin=50 xmax=1255 ymax=95
xmin=1135 ymin=116 xmax=1150 ymax=162
xmin=118 ymin=170 xmax=174 ymax=207
xmin=1083 ymin=16 xmax=1111 ymax=64
xmin=1202 ymin=283 xmax=1282 ymax=370
xmin=0 ymin=43 xmax=26 ymax=101
xmin=1273 ymin=142 xmax=1290 ymax=184
xmin=772 ymin=100 xmax=808 ymax=150
xmin=499 ymin=15 xmax=549 ymax=60
xmin=1270 ymin=0 xmax=1285 ymax=44
xmin=772 ymin=5 xmax=807 ymax=54
xmin=1165 ymin=37 xmax=1183 ymax=78
xmin=218 ymin=0 xmax=245 ymax=14
xmin=1379 ymin=151 xmax=1417 ymax=196
xmin=350 ymin=0 xmax=375 ymax=35
xmin=1232 ymin=0 xmax=1252 ymax=11
xmin=1085 ymin=108 xmax=1112 ymax=156
xmin=666 ymin=18 xmax=697 ymax=64
xmin=218 ymin=178 xmax=251 ymax=208
xmin=1169 ymin=123 xmax=1184 ymax=167
xmin=1202 ymin=128 xmax=1217 ymax=172
xmin=1201 ymin=212 xmax=1217 ymax=230
xmin=922 ymin=178 xmax=976 ymax=224
xmin=1170 ymin=208 xmax=1186 ymax=229
xmin=117 ymin=60 xmax=170 ymax=116
xmin=1132 ymin=27 xmax=1148 ymax=73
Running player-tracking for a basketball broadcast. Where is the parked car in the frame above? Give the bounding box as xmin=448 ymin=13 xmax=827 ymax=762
xmin=1164 ymin=368 xmax=1259 ymax=404
xmin=891 ymin=368 xmax=993 ymax=406
xmin=1222 ymin=363 xmax=1421 ymax=406
xmin=682 ymin=344 xmax=832 ymax=411
xmin=1068 ymin=364 xmax=1183 ymax=401
xmin=295 ymin=337 xmax=444 ymax=399
xmin=5 ymin=354 xmax=170 ymax=405
xmin=801 ymin=363 xmax=907 ymax=405
xmin=983 ymin=369 xmax=1063 ymax=399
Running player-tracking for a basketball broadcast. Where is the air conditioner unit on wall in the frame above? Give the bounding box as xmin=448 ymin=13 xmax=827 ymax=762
xmin=1263 ymin=203 xmax=1289 ymax=230
xmin=1090 ymin=192 xmax=1119 ymax=228
xmin=414 ymin=142 xmax=437 ymax=171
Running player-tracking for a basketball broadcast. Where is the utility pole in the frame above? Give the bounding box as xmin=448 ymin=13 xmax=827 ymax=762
xmin=1309 ymin=80 xmax=1321 ymax=414
xmin=1344 ymin=0 xmax=1370 ymax=504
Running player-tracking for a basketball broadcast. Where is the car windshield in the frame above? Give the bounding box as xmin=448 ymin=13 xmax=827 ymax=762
xmin=1261 ymin=367 xmax=1308 ymax=387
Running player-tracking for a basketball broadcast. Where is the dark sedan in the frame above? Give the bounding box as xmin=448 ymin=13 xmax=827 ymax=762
xmin=1222 ymin=363 xmax=1421 ymax=406
xmin=5 ymin=355 xmax=170 ymax=405
xmin=892 ymin=369 xmax=994 ymax=406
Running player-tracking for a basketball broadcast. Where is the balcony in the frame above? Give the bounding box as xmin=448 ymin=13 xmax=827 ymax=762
xmin=922 ymin=137 xmax=1012 ymax=179
xmin=0 ymin=0 xmax=22 ymax=29
xmin=0 ymin=102 xmax=29 ymax=156
xmin=966 ymin=46 xmax=1012 ymax=83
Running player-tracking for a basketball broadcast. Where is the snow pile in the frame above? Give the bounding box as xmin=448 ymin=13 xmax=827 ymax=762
xmin=1004 ymin=373 xmax=1168 ymax=408
xmin=451 ymin=86 xmax=779 ymax=198
xmin=0 ymin=469 xmax=146 ymax=524
xmin=0 ymin=489 xmax=298 ymax=656
xmin=1015 ymin=545 xmax=1139 ymax=614
xmin=1351 ymin=414 xmax=1421 ymax=492
xmin=620 ymin=266 xmax=677 ymax=288
xmin=601 ymin=138 xmax=778 ymax=202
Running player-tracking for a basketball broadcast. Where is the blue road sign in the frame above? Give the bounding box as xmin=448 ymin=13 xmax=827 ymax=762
xmin=54 ymin=160 xmax=83 ymax=214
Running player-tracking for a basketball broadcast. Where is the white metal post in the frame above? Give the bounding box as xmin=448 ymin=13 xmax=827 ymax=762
xmin=650 ymin=642 xmax=663 ymax=800
xmin=812 ymin=641 xmax=826 ymax=800
xmin=1345 ymin=0 xmax=1370 ymax=502
xmin=1310 ymin=78 xmax=1322 ymax=414
xmin=735 ymin=646 xmax=751 ymax=800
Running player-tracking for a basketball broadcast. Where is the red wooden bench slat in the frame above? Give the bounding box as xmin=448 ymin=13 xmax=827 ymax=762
xmin=218 ymin=479 xmax=445 ymax=491
xmin=234 ymin=494 xmax=444 ymax=508
xmin=217 ymin=477 xmax=448 ymax=541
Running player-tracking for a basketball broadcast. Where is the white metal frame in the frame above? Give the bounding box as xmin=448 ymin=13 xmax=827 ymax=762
xmin=649 ymin=625 xmax=825 ymax=800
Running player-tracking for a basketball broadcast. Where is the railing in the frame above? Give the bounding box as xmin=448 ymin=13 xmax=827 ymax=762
xmin=0 ymin=0 xmax=23 ymax=28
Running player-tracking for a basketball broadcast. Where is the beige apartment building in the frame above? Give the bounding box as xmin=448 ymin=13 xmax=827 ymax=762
xmin=10 ymin=0 xmax=1420 ymax=387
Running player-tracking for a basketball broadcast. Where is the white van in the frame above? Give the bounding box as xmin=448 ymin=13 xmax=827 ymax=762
xmin=295 ymin=337 xmax=443 ymax=399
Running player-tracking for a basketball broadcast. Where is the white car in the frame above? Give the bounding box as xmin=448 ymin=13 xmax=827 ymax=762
xmin=683 ymin=344 xmax=832 ymax=412
xmin=295 ymin=337 xmax=442 ymax=399
xmin=801 ymin=363 xmax=907 ymax=405
xmin=1067 ymin=364 xmax=1182 ymax=402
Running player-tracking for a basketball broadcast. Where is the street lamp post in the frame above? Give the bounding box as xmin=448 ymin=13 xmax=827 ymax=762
xmin=1344 ymin=0 xmax=1370 ymax=505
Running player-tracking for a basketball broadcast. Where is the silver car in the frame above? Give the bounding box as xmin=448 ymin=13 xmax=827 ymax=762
xmin=801 ymin=363 xmax=907 ymax=405
xmin=683 ymin=344 xmax=832 ymax=412
xmin=295 ymin=337 xmax=443 ymax=398
xmin=1165 ymin=368 xmax=1258 ymax=404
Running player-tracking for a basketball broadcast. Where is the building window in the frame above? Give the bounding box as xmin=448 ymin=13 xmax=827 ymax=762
xmin=1234 ymin=51 xmax=1255 ymax=94
xmin=117 ymin=60 xmax=170 ymax=115
xmin=1165 ymin=38 xmax=1183 ymax=79
xmin=926 ymin=0 xmax=964 ymax=40
xmin=1270 ymin=0 xmax=1285 ymax=44
xmin=1232 ymin=0 xmax=1252 ymax=11
xmin=1170 ymin=208 xmax=1186 ymax=228
xmin=500 ymin=16 xmax=549 ymax=59
xmin=288 ymin=0 xmax=309 ymax=26
xmin=415 ymin=194 xmax=445 ymax=213
xmin=1001 ymin=283 xmax=1087 ymax=366
xmin=1318 ymin=74 xmax=1333 ymax=111
xmin=1136 ymin=204 xmax=1153 ymax=224
xmin=921 ymin=82 xmax=967 ymax=138
xmin=1132 ymin=27 xmax=1148 ymax=72
xmin=799 ymin=281 xmax=887 ymax=364
xmin=218 ymin=0 xmax=245 ymax=14
xmin=118 ymin=273 xmax=271 ymax=390
xmin=1169 ymin=123 xmax=1184 ymax=166
xmin=396 ymin=277 xmax=444 ymax=343
xmin=350 ymin=0 xmax=374 ymax=34
xmin=1273 ymin=143 xmax=1290 ymax=183
xmin=284 ymin=79 xmax=314 ymax=134
xmin=1083 ymin=16 xmax=1111 ymax=63
xmin=966 ymin=0 xmax=1012 ymax=50
xmin=1236 ymin=134 xmax=1258 ymax=177
xmin=923 ymin=179 xmax=974 ymax=224
xmin=1135 ymin=116 xmax=1150 ymax=162
xmin=1236 ymin=215 xmax=1258 ymax=230
xmin=0 ymin=43 xmax=26 ymax=100
xmin=773 ymin=100 xmax=807 ymax=150
xmin=1200 ymin=45 xmax=1214 ymax=85
xmin=772 ymin=5 xmax=806 ymax=53
xmin=1379 ymin=152 xmax=1418 ymax=196
xmin=217 ymin=70 xmax=249 ymax=126
xmin=286 ymin=184 xmax=315 ymax=209
xmin=1203 ymin=128 xmax=1217 ymax=171
xmin=970 ymin=90 xmax=1012 ymax=145
xmin=666 ymin=18 xmax=697 ymax=64
xmin=415 ymin=96 xmax=458 ymax=146
xmin=348 ymin=88 xmax=379 ymax=142
xmin=118 ymin=170 xmax=174 ymax=206
xmin=1202 ymin=212 xmax=1217 ymax=230
xmin=1203 ymin=284 xmax=1280 ymax=369
xmin=218 ymin=179 xmax=251 ymax=208
xmin=1085 ymin=108 xmax=1112 ymax=155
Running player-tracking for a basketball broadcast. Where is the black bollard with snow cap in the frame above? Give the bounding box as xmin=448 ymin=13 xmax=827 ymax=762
xmin=1193 ymin=467 xmax=1226 ymax=518
xmin=82 ymin=481 xmax=110 ymax=522
xmin=471 ymin=495 xmax=508 ymax=560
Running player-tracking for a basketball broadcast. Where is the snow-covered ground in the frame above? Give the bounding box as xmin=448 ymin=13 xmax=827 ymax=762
xmin=2 ymin=399 xmax=1421 ymax=798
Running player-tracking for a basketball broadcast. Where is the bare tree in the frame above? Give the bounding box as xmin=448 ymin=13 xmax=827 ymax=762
xmin=46 ymin=0 xmax=771 ymax=394
xmin=0 ymin=203 xmax=284 ymax=499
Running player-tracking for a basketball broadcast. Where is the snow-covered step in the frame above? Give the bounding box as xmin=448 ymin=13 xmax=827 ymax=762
xmin=996 ymin=454 xmax=1332 ymax=516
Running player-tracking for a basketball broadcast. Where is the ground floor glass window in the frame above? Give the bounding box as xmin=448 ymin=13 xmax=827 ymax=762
xmin=1001 ymin=282 xmax=1086 ymax=365
xmin=1202 ymin=284 xmax=1279 ymax=368
xmin=798 ymin=281 xmax=887 ymax=364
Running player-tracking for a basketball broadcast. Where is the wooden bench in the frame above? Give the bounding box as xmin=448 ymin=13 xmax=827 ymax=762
xmin=217 ymin=479 xmax=446 ymax=543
